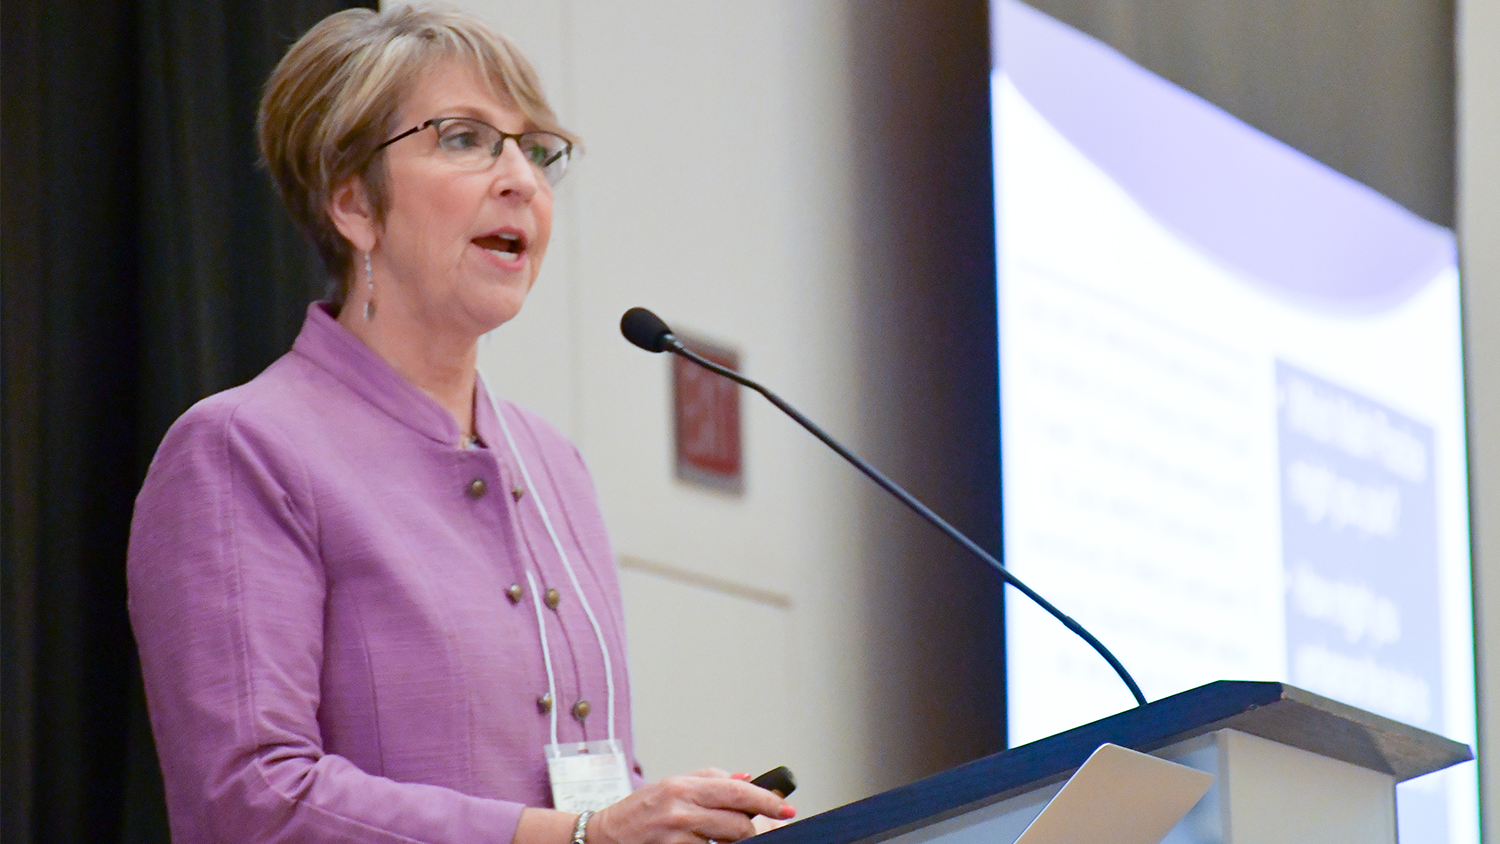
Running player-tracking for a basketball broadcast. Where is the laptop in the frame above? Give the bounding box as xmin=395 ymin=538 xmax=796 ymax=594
xmin=1013 ymin=743 xmax=1213 ymax=844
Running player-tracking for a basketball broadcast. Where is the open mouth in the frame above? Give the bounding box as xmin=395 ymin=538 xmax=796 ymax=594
xmin=473 ymin=231 xmax=526 ymax=261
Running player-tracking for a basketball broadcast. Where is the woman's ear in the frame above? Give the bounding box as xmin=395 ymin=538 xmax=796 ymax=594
xmin=328 ymin=177 xmax=378 ymax=254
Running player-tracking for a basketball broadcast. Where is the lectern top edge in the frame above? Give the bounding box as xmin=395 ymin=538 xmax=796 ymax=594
xmin=760 ymin=680 xmax=1472 ymax=844
xmin=1222 ymin=682 xmax=1471 ymax=781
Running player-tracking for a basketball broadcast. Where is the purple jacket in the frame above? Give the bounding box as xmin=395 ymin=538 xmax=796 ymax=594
xmin=128 ymin=303 xmax=640 ymax=843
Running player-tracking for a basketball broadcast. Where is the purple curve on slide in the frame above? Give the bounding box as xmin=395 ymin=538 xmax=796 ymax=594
xmin=995 ymin=0 xmax=1455 ymax=315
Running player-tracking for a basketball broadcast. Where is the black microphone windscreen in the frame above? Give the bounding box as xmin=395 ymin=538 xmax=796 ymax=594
xmin=620 ymin=307 xmax=674 ymax=353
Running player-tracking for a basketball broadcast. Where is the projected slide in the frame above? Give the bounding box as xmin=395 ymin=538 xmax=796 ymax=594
xmin=993 ymin=2 xmax=1475 ymax=841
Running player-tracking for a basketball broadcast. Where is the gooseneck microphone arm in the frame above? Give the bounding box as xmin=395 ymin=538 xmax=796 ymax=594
xmin=619 ymin=307 xmax=1148 ymax=708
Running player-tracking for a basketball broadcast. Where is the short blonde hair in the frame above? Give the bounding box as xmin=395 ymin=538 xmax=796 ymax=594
xmin=257 ymin=4 xmax=575 ymax=302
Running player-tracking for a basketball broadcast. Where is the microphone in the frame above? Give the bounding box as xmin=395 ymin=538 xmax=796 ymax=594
xmin=619 ymin=307 xmax=1148 ymax=707
xmin=620 ymin=306 xmax=678 ymax=353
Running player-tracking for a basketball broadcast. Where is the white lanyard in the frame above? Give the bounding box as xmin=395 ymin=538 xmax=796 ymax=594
xmin=481 ymin=375 xmax=618 ymax=745
xmin=525 ymin=569 xmax=562 ymax=746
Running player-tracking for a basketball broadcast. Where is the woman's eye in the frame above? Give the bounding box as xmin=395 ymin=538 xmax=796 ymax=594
xmin=521 ymin=142 xmax=548 ymax=164
xmin=438 ymin=128 xmax=483 ymax=151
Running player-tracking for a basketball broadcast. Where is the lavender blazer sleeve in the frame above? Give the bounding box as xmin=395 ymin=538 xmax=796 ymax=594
xmin=128 ymin=304 xmax=641 ymax=843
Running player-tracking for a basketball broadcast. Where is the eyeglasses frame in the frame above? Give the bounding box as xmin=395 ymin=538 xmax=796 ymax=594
xmin=372 ymin=117 xmax=573 ymax=184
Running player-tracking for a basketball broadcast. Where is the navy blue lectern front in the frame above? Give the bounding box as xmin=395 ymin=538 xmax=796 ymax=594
xmin=759 ymin=681 xmax=1471 ymax=844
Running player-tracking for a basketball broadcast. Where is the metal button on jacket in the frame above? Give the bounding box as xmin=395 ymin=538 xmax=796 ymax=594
xmin=537 ymin=693 xmax=553 ymax=714
xmin=572 ymin=699 xmax=591 ymax=721
xmin=506 ymin=584 xmax=523 ymax=603
xmin=466 ymin=478 xmax=487 ymax=499
xmin=544 ymin=588 xmax=561 ymax=610
xmin=512 ymin=487 xmax=526 ymax=501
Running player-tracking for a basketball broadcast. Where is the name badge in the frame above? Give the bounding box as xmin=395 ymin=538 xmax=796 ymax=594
xmin=546 ymin=739 xmax=633 ymax=812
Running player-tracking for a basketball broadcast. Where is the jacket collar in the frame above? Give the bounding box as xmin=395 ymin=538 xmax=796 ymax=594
xmin=291 ymin=302 xmax=485 ymax=448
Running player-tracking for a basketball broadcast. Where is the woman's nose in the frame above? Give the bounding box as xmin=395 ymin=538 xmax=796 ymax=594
xmin=491 ymin=138 xmax=541 ymax=200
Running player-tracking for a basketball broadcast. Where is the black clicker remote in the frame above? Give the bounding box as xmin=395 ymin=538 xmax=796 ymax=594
xmin=748 ymin=766 xmax=797 ymax=799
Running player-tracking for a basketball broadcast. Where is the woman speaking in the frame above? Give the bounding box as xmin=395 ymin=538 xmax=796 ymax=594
xmin=126 ymin=5 xmax=793 ymax=843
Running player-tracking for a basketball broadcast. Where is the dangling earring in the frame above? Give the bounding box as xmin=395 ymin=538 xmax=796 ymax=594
xmin=363 ymin=251 xmax=376 ymax=321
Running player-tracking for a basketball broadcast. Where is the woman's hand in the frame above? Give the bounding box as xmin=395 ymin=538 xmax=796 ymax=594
xmin=588 ymin=768 xmax=796 ymax=844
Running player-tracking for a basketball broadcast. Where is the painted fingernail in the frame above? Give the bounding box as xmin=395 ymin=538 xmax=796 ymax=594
xmin=732 ymin=772 xmax=751 ymax=780
xmin=780 ymin=805 xmax=797 ymax=820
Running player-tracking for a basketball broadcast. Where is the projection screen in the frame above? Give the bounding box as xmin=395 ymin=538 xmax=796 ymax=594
xmin=993 ymin=2 xmax=1477 ymax=840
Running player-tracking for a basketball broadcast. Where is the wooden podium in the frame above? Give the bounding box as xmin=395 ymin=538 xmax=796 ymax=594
xmin=760 ymin=681 xmax=1471 ymax=844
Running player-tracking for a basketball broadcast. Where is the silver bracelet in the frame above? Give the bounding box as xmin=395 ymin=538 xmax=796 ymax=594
xmin=571 ymin=810 xmax=594 ymax=844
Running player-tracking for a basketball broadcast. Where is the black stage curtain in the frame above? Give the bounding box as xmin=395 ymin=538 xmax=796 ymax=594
xmin=2 ymin=1 xmax=373 ymax=841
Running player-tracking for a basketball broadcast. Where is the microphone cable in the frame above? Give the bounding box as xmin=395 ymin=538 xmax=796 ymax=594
xmin=621 ymin=306 xmax=1148 ymax=707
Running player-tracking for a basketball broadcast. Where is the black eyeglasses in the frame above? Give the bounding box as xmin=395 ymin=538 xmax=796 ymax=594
xmin=374 ymin=117 xmax=572 ymax=185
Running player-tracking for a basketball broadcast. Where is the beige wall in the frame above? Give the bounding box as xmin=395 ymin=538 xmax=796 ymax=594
xmin=1460 ymin=0 xmax=1500 ymax=838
